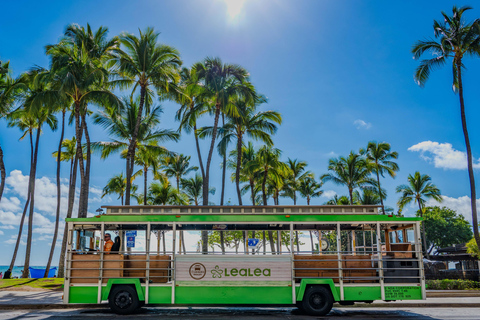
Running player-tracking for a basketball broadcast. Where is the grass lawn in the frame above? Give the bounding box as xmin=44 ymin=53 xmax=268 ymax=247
xmin=0 ymin=278 xmax=64 ymax=290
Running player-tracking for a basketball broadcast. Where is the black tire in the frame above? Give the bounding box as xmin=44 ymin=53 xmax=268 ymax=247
xmin=301 ymin=286 xmax=334 ymax=316
xmin=108 ymin=285 xmax=140 ymax=315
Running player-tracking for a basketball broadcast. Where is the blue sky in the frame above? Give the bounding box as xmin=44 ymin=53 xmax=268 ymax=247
xmin=1 ymin=0 xmax=480 ymax=265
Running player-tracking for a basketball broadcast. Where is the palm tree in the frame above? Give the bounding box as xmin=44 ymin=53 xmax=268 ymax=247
xmin=175 ymin=67 xmax=208 ymax=180
xmin=321 ymin=152 xmax=374 ymax=205
xmin=181 ymin=174 xmax=216 ymax=205
xmin=364 ymin=141 xmax=399 ymax=214
xmin=200 ymin=96 xmax=281 ymax=205
xmin=412 ymin=6 xmax=480 ymax=249
xmin=93 ymin=97 xmax=179 ymax=193
xmin=7 ymin=71 xmax=57 ymax=277
xmin=228 ymin=142 xmax=260 ymax=205
xmin=102 ymin=172 xmax=140 ymax=205
xmin=283 ymin=159 xmax=312 ymax=205
xmin=148 ymin=180 xmax=188 ymax=205
xmin=192 ymin=57 xmax=257 ymax=206
xmin=55 ymin=137 xmax=82 ymax=278
xmin=246 ymin=146 xmax=284 ymax=253
xmin=354 ymin=187 xmax=381 ymax=205
xmin=326 ymin=195 xmax=351 ymax=205
xmin=192 ymin=57 xmax=256 ymax=253
xmin=396 ymin=172 xmax=442 ymax=256
xmin=110 ymin=27 xmax=182 ymax=205
xmin=46 ymin=23 xmax=120 ymax=217
xmin=0 ymin=60 xmax=25 ymax=201
xmin=298 ymin=177 xmax=323 ymax=205
xmin=267 ymin=165 xmax=291 ymax=206
xmin=133 ymin=144 xmax=164 ymax=205
xmin=162 ymin=154 xmax=198 ymax=190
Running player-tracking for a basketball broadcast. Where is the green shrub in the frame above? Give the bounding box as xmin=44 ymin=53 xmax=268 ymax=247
xmin=426 ymin=279 xmax=480 ymax=290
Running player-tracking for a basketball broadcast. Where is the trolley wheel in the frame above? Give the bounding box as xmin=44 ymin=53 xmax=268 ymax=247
xmin=301 ymin=286 xmax=334 ymax=316
xmin=108 ymin=285 xmax=140 ymax=315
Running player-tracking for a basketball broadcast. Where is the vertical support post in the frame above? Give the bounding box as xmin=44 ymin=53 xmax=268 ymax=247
xmin=370 ymin=230 xmax=374 ymax=254
xmin=157 ymin=230 xmax=160 ymax=254
xmin=415 ymin=222 xmax=426 ymax=300
xmin=319 ymin=231 xmax=322 ymax=255
xmin=376 ymin=222 xmax=385 ymax=301
xmin=352 ymin=230 xmax=356 ymax=256
xmin=336 ymin=223 xmax=344 ymax=301
xmin=363 ymin=230 xmax=366 ymax=254
xmin=244 ymin=231 xmax=248 ymax=255
xmin=385 ymin=230 xmax=391 ymax=252
xmin=402 ymin=229 xmax=408 ymax=243
xmin=64 ymin=222 xmax=74 ymax=304
xmin=146 ymin=222 xmax=151 ymax=304
xmin=171 ymin=223 xmax=176 ymax=304
xmin=98 ymin=222 xmax=105 ymax=303
xmin=290 ymin=223 xmax=295 ymax=303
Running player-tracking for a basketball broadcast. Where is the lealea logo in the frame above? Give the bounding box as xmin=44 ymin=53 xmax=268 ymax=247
xmin=189 ymin=263 xmax=206 ymax=280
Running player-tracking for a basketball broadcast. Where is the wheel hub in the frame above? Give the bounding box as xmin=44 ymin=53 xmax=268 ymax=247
xmin=311 ymin=294 xmax=324 ymax=308
xmin=115 ymin=291 xmax=132 ymax=309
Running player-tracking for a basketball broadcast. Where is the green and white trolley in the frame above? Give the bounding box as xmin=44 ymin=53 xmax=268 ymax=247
xmin=63 ymin=205 xmax=425 ymax=315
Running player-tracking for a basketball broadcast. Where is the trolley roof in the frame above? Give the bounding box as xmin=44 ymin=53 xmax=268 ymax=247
xmin=66 ymin=205 xmax=421 ymax=224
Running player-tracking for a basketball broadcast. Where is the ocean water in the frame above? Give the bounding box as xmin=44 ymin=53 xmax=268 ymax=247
xmin=0 ymin=266 xmax=58 ymax=278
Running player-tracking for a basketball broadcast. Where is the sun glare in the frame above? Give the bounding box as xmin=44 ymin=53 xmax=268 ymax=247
xmin=225 ymin=0 xmax=246 ymax=19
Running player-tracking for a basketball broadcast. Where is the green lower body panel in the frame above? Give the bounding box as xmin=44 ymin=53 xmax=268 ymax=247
xmin=343 ymin=286 xmax=381 ymax=301
xmin=69 ymin=286 xmax=98 ymax=304
xmin=148 ymin=286 xmax=172 ymax=304
xmin=175 ymin=286 xmax=292 ymax=304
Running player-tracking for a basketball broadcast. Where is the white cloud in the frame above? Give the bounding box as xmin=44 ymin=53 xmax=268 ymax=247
xmin=0 ymin=170 xmax=111 ymax=244
xmin=353 ymin=119 xmax=372 ymax=130
xmin=408 ymin=141 xmax=480 ymax=170
xmin=0 ymin=230 xmax=4 ymax=235
xmin=425 ymin=195 xmax=480 ymax=224
xmin=321 ymin=190 xmax=337 ymax=198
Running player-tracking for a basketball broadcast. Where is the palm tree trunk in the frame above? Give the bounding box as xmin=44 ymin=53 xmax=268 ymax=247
xmin=220 ymin=114 xmax=226 ymax=206
xmin=262 ymin=169 xmax=268 ymax=206
xmin=193 ymin=124 xmax=206 ymax=180
xmin=203 ymin=104 xmax=221 ymax=205
xmin=349 ymin=187 xmax=353 ymax=205
xmin=220 ymin=231 xmax=225 ymax=254
xmin=75 ymin=101 xmax=85 ymax=218
xmin=45 ymin=110 xmax=65 ymax=277
xmin=250 ymin=180 xmax=255 ymax=205
xmin=235 ymin=135 xmax=243 ymax=205
xmin=418 ymin=201 xmax=429 ymax=258
xmin=144 ymin=168 xmax=148 ymax=205
xmin=8 ymin=131 xmax=33 ymax=272
xmin=307 ymin=196 xmax=311 ymax=205
xmin=0 ymin=144 xmax=5 ymax=202
xmin=376 ymin=167 xmax=385 ymax=214
xmin=23 ymin=125 xmax=41 ymax=278
xmin=201 ymin=104 xmax=221 ymax=253
xmin=79 ymin=114 xmax=91 ymax=218
xmin=457 ymin=61 xmax=480 ymax=249
xmin=295 ymin=231 xmax=300 ymax=252
xmin=268 ymin=231 xmax=276 ymax=253
xmin=59 ymin=154 xmax=78 ymax=278
xmin=126 ymin=85 xmax=146 ymax=205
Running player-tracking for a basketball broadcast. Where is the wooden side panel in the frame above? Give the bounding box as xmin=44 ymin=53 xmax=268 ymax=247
xmin=124 ymin=255 xmax=171 ymax=283
xmin=70 ymin=254 xmax=123 ymax=284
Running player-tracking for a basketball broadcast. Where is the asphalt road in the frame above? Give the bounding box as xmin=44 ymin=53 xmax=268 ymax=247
xmin=1 ymin=307 xmax=480 ymax=320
